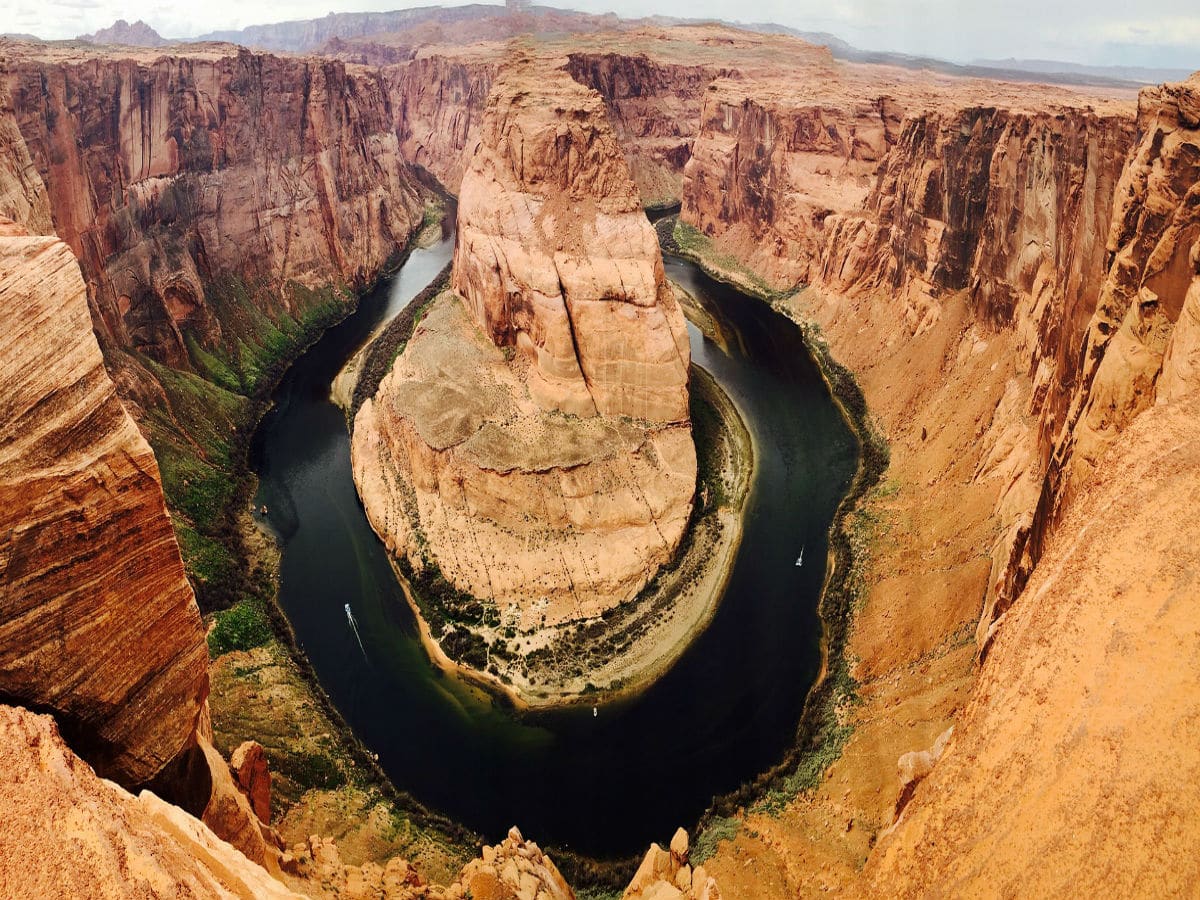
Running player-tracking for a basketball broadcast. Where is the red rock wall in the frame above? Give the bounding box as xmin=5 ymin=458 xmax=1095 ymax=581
xmin=684 ymin=90 xmax=1139 ymax=634
xmin=683 ymin=79 xmax=905 ymax=286
xmin=386 ymin=54 xmax=496 ymax=191
xmin=566 ymin=52 xmax=723 ymax=204
xmin=4 ymin=49 xmax=428 ymax=381
xmin=0 ymin=221 xmax=207 ymax=787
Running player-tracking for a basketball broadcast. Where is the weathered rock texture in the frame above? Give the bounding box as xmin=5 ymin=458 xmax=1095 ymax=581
xmin=0 ymin=221 xmax=207 ymax=786
xmin=354 ymin=59 xmax=695 ymax=624
xmin=566 ymin=52 xmax=722 ymax=204
xmin=452 ymin=61 xmax=691 ymax=422
xmin=1023 ymin=75 xmax=1200 ymax=601
xmin=864 ymin=393 xmax=1200 ymax=897
xmin=683 ymin=78 xmax=906 ymax=287
xmin=387 ymin=54 xmax=497 ymax=191
xmin=624 ymin=828 xmax=721 ymax=900
xmin=1 ymin=44 xmax=428 ymax=408
xmin=230 ymin=740 xmax=272 ymax=825
xmin=450 ymin=826 xmax=574 ymax=900
xmin=825 ymin=104 xmax=1137 ymax=638
xmin=0 ymin=704 xmax=304 ymax=900
xmin=682 ymin=71 xmax=1140 ymax=639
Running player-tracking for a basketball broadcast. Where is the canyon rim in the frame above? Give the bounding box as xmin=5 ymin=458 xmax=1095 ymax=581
xmin=1 ymin=5 xmax=1199 ymax=900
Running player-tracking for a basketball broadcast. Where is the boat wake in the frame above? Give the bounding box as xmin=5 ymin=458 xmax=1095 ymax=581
xmin=345 ymin=603 xmax=368 ymax=661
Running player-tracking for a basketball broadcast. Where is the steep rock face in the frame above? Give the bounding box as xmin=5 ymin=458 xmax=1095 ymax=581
xmin=864 ymin=394 xmax=1200 ymax=898
xmin=386 ymin=54 xmax=496 ymax=191
xmin=451 ymin=59 xmax=691 ymax=422
xmin=0 ymin=77 xmax=51 ymax=233
xmin=684 ymin=86 xmax=1138 ymax=638
xmin=0 ymin=705 xmax=304 ymax=900
xmin=683 ymin=78 xmax=905 ymax=287
xmin=354 ymin=59 xmax=695 ymax=625
xmin=566 ymin=52 xmax=722 ymax=204
xmin=820 ymin=105 xmax=1136 ymax=635
xmin=1029 ymin=77 xmax=1200 ymax=570
xmin=0 ymin=222 xmax=207 ymax=786
xmin=4 ymin=47 xmax=427 ymax=395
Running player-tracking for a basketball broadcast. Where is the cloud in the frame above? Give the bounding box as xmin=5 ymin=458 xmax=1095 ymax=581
xmin=1091 ymin=15 xmax=1200 ymax=47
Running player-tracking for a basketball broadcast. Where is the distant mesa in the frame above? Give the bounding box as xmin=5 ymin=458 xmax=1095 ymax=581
xmin=78 ymin=19 xmax=169 ymax=47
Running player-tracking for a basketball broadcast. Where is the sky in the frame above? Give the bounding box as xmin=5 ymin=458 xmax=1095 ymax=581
xmin=3 ymin=0 xmax=1199 ymax=70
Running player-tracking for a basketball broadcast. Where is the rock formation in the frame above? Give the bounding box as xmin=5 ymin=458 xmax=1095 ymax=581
xmin=681 ymin=73 xmax=1139 ymax=638
xmin=79 ymin=19 xmax=169 ymax=47
xmin=683 ymin=78 xmax=906 ymax=287
xmin=1026 ymin=75 xmax=1200 ymax=587
xmin=0 ymin=705 xmax=304 ymax=899
xmin=353 ymin=58 xmax=695 ymax=627
xmin=387 ymin=55 xmax=497 ymax=191
xmin=0 ymin=219 xmax=208 ymax=786
xmin=624 ymin=828 xmax=721 ymax=900
xmin=2 ymin=44 xmax=429 ymax=408
xmin=230 ymin=740 xmax=272 ymax=825
xmin=566 ymin=53 xmax=721 ymax=205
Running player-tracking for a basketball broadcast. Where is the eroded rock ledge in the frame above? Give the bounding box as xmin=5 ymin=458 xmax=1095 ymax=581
xmin=353 ymin=58 xmax=696 ymax=624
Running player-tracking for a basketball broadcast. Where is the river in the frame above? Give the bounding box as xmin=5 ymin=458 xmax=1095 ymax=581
xmin=250 ymin=225 xmax=858 ymax=859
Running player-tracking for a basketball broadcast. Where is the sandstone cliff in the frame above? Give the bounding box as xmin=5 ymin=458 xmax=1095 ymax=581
xmin=0 ymin=220 xmax=207 ymax=787
xmin=683 ymin=77 xmax=905 ymax=287
xmin=1026 ymin=76 xmax=1200 ymax=585
xmin=0 ymin=705 xmax=305 ymax=899
xmin=3 ymin=47 xmax=427 ymax=384
xmin=863 ymin=391 xmax=1200 ymax=897
xmin=566 ymin=52 xmax=722 ymax=205
xmin=681 ymin=73 xmax=1139 ymax=638
xmin=387 ymin=53 xmax=496 ymax=191
xmin=353 ymin=58 xmax=695 ymax=635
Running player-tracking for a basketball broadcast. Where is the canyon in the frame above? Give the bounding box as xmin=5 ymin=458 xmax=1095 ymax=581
xmin=0 ymin=10 xmax=1198 ymax=899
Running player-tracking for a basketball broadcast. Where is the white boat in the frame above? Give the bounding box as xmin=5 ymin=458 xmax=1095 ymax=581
xmin=795 ymin=546 xmax=804 ymax=567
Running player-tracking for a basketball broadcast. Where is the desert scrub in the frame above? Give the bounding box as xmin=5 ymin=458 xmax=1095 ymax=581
xmin=692 ymin=816 xmax=740 ymax=864
xmin=349 ymin=266 xmax=453 ymax=418
xmin=207 ymin=596 xmax=273 ymax=656
xmin=667 ymin=218 xmax=789 ymax=301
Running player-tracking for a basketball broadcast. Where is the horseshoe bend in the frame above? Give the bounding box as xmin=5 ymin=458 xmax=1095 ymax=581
xmin=1 ymin=8 xmax=1199 ymax=899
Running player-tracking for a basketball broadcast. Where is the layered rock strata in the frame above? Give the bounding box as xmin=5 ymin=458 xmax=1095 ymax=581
xmin=353 ymin=59 xmax=694 ymax=628
xmin=681 ymin=75 xmax=1139 ymax=638
xmin=864 ymin=393 xmax=1200 ymax=897
xmin=1023 ymin=75 xmax=1200 ymax=601
xmin=2 ymin=44 xmax=428 ymax=407
xmin=0 ymin=220 xmax=207 ymax=786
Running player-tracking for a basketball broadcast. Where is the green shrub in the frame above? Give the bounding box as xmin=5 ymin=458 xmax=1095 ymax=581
xmin=207 ymin=598 xmax=273 ymax=656
xmin=692 ymin=817 xmax=740 ymax=864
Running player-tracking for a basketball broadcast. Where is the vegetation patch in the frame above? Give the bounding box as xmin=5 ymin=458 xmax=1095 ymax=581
xmin=207 ymin=595 xmax=273 ymax=656
xmin=658 ymin=216 xmax=792 ymax=302
xmin=692 ymin=816 xmax=740 ymax=865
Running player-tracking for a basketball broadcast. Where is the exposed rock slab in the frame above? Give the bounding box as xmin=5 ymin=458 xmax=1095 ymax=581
xmin=354 ymin=58 xmax=695 ymax=626
xmin=0 ymin=704 xmax=303 ymax=899
xmin=354 ymin=292 xmax=695 ymax=625
xmin=0 ymin=221 xmax=207 ymax=786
